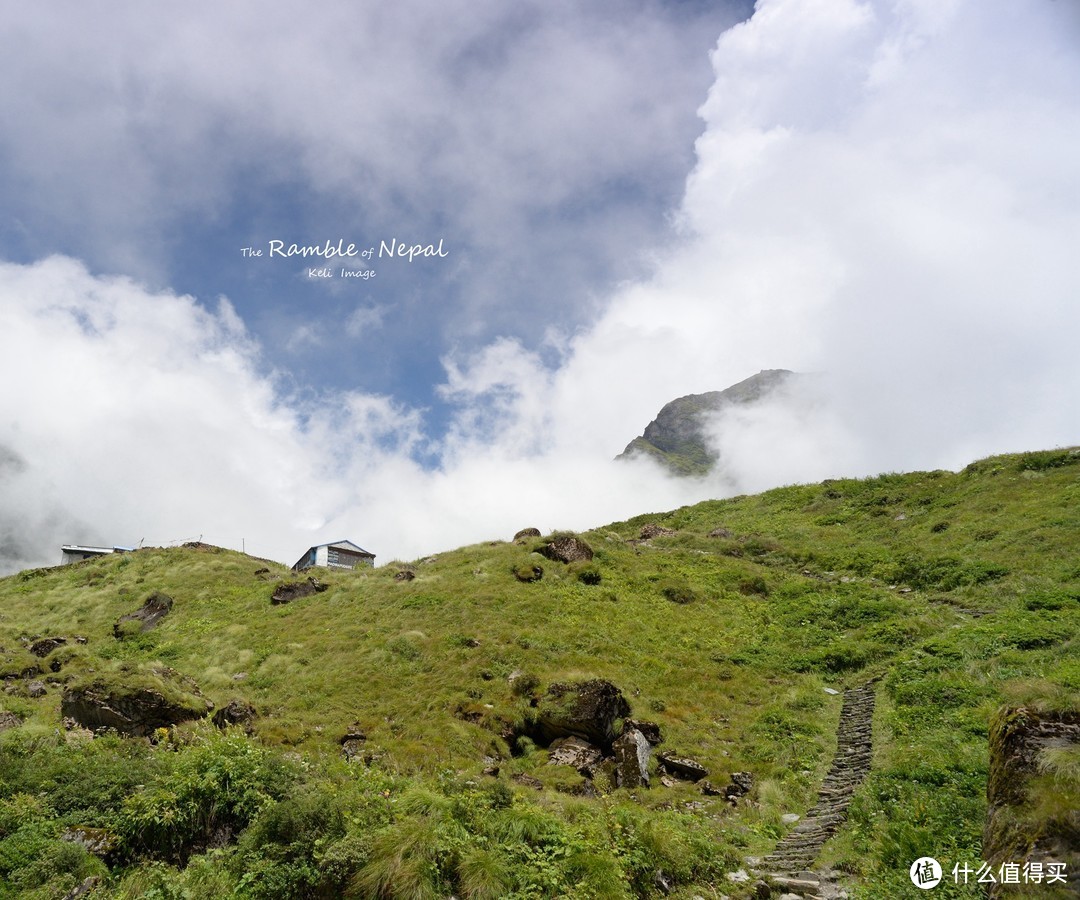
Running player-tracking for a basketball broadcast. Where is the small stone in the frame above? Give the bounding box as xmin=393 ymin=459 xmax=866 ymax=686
xmin=726 ymin=869 xmax=750 ymax=883
xmin=657 ymin=752 xmax=708 ymax=782
xmin=823 ymin=687 xmax=840 ymax=695
xmin=781 ymin=813 xmax=801 ymax=824
xmin=27 ymin=680 xmax=48 ymax=698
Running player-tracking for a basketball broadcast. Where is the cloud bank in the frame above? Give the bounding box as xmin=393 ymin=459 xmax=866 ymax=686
xmin=2 ymin=0 xmax=1079 ymax=573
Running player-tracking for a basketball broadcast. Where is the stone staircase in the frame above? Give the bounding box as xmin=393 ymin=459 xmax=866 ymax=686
xmin=754 ymin=680 xmax=878 ymax=898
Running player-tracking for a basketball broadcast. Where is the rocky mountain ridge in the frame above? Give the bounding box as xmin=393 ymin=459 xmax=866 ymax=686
xmin=618 ymin=368 xmax=799 ymax=475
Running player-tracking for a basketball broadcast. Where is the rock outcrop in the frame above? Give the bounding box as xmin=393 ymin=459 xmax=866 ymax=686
xmin=548 ymin=736 xmax=604 ymax=776
xmin=639 ymin=524 xmax=676 ymax=540
xmin=30 ymin=636 xmax=68 ymax=657
xmin=61 ymin=666 xmax=213 ymax=736
xmin=984 ymin=706 xmax=1080 ymax=898
xmin=212 ymin=699 xmax=257 ymax=732
xmin=538 ymin=536 xmax=594 ymax=564
xmin=114 ymin=592 xmax=174 ymax=636
xmin=617 ymin=369 xmax=799 ymax=476
xmin=535 ymin=679 xmax=630 ymax=749
xmin=270 ymin=577 xmax=327 ymax=605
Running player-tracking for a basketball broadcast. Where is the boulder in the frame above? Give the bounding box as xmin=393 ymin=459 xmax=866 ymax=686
xmin=114 ymin=592 xmax=174 ymax=636
xmin=211 ymin=699 xmax=257 ymax=731
xmin=708 ymin=527 xmax=734 ymax=539
xmin=623 ymin=718 xmax=663 ymax=746
xmin=639 ymin=524 xmax=676 ymax=540
xmin=614 ymin=728 xmax=651 ymax=788
xmin=535 ymin=679 xmax=630 ymax=749
xmin=27 ymin=680 xmax=48 ymax=698
xmin=61 ymin=667 xmax=213 ymax=736
xmin=657 ymin=752 xmax=708 ymax=782
xmin=0 ymin=711 xmax=21 ymax=731
xmin=394 ymin=570 xmax=416 ymax=582
xmin=548 ymin=736 xmax=603 ymax=776
xmin=513 ymin=527 xmax=541 ymax=543
xmin=538 ymin=535 xmax=594 ymax=563
xmin=270 ymin=577 xmax=327 ymax=605
xmin=30 ymin=637 xmax=67 ymax=657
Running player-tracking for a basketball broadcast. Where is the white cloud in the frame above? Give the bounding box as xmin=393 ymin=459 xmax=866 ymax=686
xmin=0 ymin=257 xmax=690 ymax=573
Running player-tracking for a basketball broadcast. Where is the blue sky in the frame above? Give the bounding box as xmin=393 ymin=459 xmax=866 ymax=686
xmin=0 ymin=0 xmax=751 ymax=430
xmin=1 ymin=0 xmax=1078 ymax=572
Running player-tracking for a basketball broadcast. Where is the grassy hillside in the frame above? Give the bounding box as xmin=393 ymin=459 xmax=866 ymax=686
xmin=0 ymin=448 xmax=1077 ymax=898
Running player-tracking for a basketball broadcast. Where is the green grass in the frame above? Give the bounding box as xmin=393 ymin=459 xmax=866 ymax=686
xmin=0 ymin=447 xmax=1077 ymax=896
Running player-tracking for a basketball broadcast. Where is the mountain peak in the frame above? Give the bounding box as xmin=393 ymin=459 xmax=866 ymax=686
xmin=618 ymin=369 xmax=798 ymax=476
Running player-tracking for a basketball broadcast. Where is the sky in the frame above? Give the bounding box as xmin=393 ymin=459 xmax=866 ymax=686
xmin=1 ymin=0 xmax=1078 ymax=574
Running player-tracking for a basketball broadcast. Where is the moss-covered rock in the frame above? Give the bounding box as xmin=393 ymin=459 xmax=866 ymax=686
xmin=61 ymin=663 xmax=213 ymax=736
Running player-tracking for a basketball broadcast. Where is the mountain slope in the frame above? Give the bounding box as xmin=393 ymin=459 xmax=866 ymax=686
xmin=617 ymin=369 xmax=797 ymax=475
xmin=0 ymin=447 xmax=1077 ymax=897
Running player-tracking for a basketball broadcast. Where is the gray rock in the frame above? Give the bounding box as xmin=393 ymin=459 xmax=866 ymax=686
xmin=640 ymin=524 xmax=676 ymax=540
xmin=614 ymin=728 xmax=651 ymax=788
xmin=658 ymin=752 xmax=708 ymax=782
xmin=27 ymin=680 xmax=48 ymax=698
xmin=212 ymin=698 xmax=257 ymax=731
xmin=724 ymin=770 xmax=754 ymax=801
xmin=537 ymin=535 xmax=594 ymax=563
xmin=548 ymin=736 xmax=603 ymax=776
xmin=513 ymin=527 xmax=541 ymax=543
xmin=623 ymin=717 xmax=663 ymax=745
xmin=62 ymin=826 xmax=117 ymax=856
xmin=61 ymin=876 xmax=102 ymax=900
xmin=340 ymin=724 xmax=367 ymax=761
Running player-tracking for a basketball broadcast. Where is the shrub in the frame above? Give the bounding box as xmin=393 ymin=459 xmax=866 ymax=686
xmin=119 ymin=730 xmax=296 ymax=864
xmin=573 ymin=563 xmax=602 ymax=585
xmin=659 ymin=578 xmax=698 ymax=604
xmin=513 ymin=563 xmax=543 ymax=583
xmin=738 ymin=576 xmax=769 ymax=596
